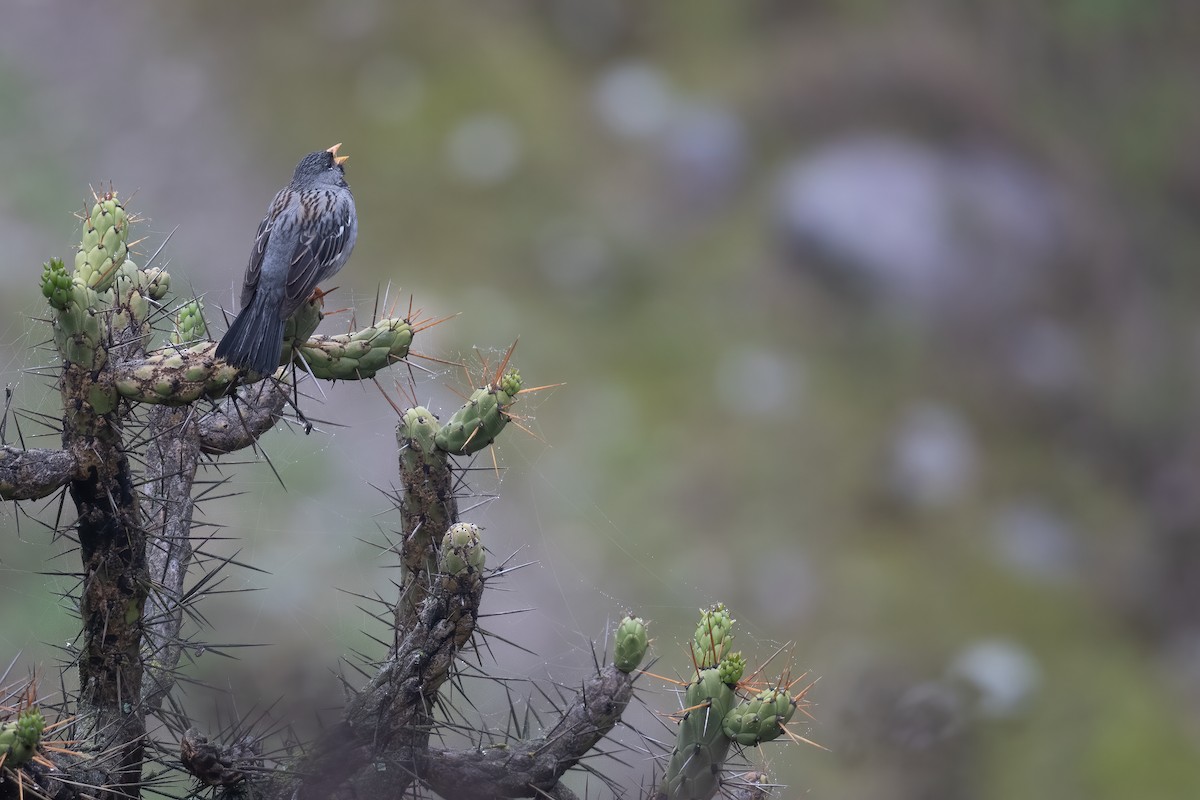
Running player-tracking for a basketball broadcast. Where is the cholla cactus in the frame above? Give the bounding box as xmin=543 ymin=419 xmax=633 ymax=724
xmin=658 ymin=605 xmax=815 ymax=800
xmin=435 ymin=368 xmax=522 ymax=455
xmin=0 ymin=707 xmax=45 ymax=768
xmin=2 ymin=186 xmax=815 ymax=800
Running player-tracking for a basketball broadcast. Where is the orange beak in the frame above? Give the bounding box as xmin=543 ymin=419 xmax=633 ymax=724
xmin=326 ymin=142 xmax=349 ymax=166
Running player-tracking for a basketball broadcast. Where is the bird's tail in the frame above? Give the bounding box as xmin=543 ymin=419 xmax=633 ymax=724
xmin=215 ymin=292 xmax=286 ymax=376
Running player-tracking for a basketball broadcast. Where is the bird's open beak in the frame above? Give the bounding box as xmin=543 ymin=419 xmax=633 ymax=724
xmin=326 ymin=142 xmax=349 ymax=166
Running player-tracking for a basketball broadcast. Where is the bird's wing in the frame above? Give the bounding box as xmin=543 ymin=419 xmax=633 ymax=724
xmin=282 ymin=192 xmax=354 ymax=314
xmin=240 ymin=189 xmax=291 ymax=307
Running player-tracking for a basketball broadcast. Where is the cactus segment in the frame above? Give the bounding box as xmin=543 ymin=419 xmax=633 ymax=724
xmin=0 ymin=706 xmax=46 ymax=768
xmin=278 ymin=297 xmax=326 ymax=367
xmin=613 ymin=615 xmax=649 ymax=673
xmin=434 ymin=369 xmax=522 ymax=456
xmin=113 ymin=342 xmax=239 ymax=405
xmin=75 ymin=192 xmax=129 ymax=293
xmin=663 ymin=666 xmax=738 ymax=800
xmin=722 ymin=688 xmax=797 ymax=747
xmin=397 ymin=407 xmax=457 ymax=577
xmin=53 ymin=283 xmax=106 ymax=369
xmin=295 ymin=318 xmax=413 ymax=380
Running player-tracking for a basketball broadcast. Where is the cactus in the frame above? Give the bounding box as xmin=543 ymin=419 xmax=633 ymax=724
xmin=439 ymin=522 xmax=485 ymax=578
xmin=75 ymin=190 xmax=130 ymax=292
xmin=723 ymin=688 xmax=797 ymax=747
xmin=113 ymin=342 xmax=240 ymax=404
xmin=694 ymin=602 xmax=735 ymax=669
xmin=658 ymin=605 xmax=811 ymax=800
xmin=170 ymin=299 xmax=208 ymax=345
xmin=435 ymin=368 xmax=522 ymax=455
xmin=3 ymin=185 xmax=814 ymax=800
xmin=40 ymin=258 xmax=73 ymax=310
xmin=0 ymin=707 xmax=45 ymax=768
xmin=297 ymin=318 xmax=414 ymax=380
xmin=614 ymin=615 xmax=649 ymax=673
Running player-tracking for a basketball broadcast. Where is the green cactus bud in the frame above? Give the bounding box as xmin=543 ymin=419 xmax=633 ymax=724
xmin=717 ymin=651 xmax=746 ymax=686
xmin=694 ymin=604 xmax=735 ymax=670
xmin=75 ymin=192 xmax=130 ymax=293
xmin=613 ymin=615 xmax=649 ymax=673
xmin=171 ymin=299 xmax=207 ymax=345
xmin=499 ymin=368 xmax=522 ymax=398
xmin=434 ymin=377 xmax=519 ymax=456
xmin=439 ymin=522 xmax=485 ymax=576
xmin=722 ymin=688 xmax=796 ymax=747
xmin=142 ymin=266 xmax=170 ymax=300
xmin=0 ymin=706 xmax=45 ymax=767
xmin=41 ymin=258 xmax=74 ymax=310
xmin=295 ymin=318 xmax=413 ymax=380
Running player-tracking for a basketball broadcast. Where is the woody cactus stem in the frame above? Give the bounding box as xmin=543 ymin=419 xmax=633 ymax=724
xmin=395 ymin=406 xmax=458 ymax=624
xmin=53 ymin=193 xmax=150 ymax=795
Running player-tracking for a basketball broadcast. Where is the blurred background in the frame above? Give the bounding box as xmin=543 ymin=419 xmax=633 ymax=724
xmin=3 ymin=1 xmax=1200 ymax=797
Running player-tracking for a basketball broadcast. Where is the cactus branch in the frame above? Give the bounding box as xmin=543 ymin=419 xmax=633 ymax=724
xmin=196 ymin=381 xmax=290 ymax=455
xmin=0 ymin=445 xmax=78 ymax=501
xmin=418 ymin=664 xmax=636 ymax=799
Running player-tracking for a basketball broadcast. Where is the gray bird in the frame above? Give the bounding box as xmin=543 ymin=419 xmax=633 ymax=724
xmin=216 ymin=144 xmax=357 ymax=375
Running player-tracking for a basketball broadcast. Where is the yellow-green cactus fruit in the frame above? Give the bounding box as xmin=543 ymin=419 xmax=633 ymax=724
xmin=75 ymin=191 xmax=130 ymax=293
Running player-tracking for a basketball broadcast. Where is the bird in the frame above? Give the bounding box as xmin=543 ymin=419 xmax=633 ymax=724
xmin=216 ymin=143 xmax=357 ymax=376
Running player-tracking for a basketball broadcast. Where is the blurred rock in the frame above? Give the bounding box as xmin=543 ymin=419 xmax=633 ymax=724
xmin=833 ymin=664 xmax=975 ymax=800
xmin=1001 ymin=317 xmax=1089 ymax=398
xmin=948 ymin=638 xmax=1041 ymax=718
xmin=989 ymin=500 xmax=1081 ymax=583
xmin=658 ymin=102 xmax=748 ymax=214
xmin=886 ymin=402 xmax=978 ymax=509
xmin=889 ymin=680 xmax=969 ymax=750
xmin=592 ymin=59 xmax=676 ymax=140
xmin=773 ymin=132 xmax=1071 ymax=323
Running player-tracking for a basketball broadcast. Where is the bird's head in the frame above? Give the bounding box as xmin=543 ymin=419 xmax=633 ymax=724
xmin=291 ymin=144 xmax=350 ymax=188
